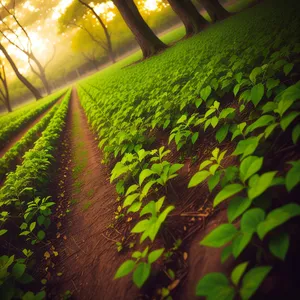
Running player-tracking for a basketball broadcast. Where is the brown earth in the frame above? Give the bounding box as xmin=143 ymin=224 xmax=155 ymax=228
xmin=47 ymin=89 xmax=138 ymax=299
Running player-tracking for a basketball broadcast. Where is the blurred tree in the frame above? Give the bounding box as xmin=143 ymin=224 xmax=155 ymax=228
xmin=78 ymin=0 xmax=115 ymax=63
xmin=0 ymin=59 xmax=11 ymax=112
xmin=113 ymin=0 xmax=167 ymax=58
xmin=167 ymin=0 xmax=208 ymax=36
xmin=197 ymin=0 xmax=230 ymax=23
xmin=0 ymin=1 xmax=55 ymax=95
xmin=0 ymin=43 xmax=42 ymax=100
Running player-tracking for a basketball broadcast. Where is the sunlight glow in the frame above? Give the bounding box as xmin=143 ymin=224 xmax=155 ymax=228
xmin=89 ymin=1 xmax=116 ymax=23
xmin=52 ymin=0 xmax=74 ymax=20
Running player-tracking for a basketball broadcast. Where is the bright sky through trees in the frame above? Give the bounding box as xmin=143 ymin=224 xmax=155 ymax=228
xmin=0 ymin=0 xmax=168 ymax=78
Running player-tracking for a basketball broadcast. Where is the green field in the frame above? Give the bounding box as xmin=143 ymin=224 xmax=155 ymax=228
xmin=0 ymin=0 xmax=300 ymax=299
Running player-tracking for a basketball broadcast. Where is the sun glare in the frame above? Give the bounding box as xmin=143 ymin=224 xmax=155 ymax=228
xmin=52 ymin=0 xmax=74 ymax=20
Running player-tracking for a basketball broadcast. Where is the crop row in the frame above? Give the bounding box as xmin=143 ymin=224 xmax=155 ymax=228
xmin=0 ymin=103 xmax=60 ymax=182
xmin=0 ymin=90 xmax=66 ymax=151
xmin=0 ymin=89 xmax=71 ymax=299
xmin=77 ymin=1 xmax=300 ymax=298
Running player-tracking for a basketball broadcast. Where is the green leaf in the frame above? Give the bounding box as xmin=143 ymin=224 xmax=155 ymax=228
xmin=133 ymin=262 xmax=151 ymax=288
xmin=233 ymin=136 xmax=260 ymax=160
xmin=240 ymin=266 xmax=272 ymax=300
xmin=12 ymin=263 xmax=26 ymax=279
xmin=249 ymin=67 xmax=262 ymax=84
xmin=0 ymin=229 xmax=8 ymax=236
xmin=250 ymin=83 xmax=264 ymax=106
xmin=283 ymin=63 xmax=294 ymax=76
xmin=199 ymin=160 xmax=213 ymax=170
xmin=231 ymin=262 xmax=249 ymax=286
xmin=286 ymin=160 xmax=300 ymax=191
xmin=280 ymin=111 xmax=300 ymax=131
xmin=148 ymin=248 xmax=164 ymax=264
xmin=211 ymin=116 xmax=219 ymax=128
xmin=261 ymin=102 xmax=277 ymax=114
xmin=234 ymin=83 xmax=241 ymax=96
xmin=139 ymin=169 xmax=155 ymax=186
xmin=157 ymin=206 xmax=175 ymax=226
xmin=246 ymin=115 xmax=275 ymax=135
xmin=200 ymin=224 xmax=238 ymax=248
xmin=127 ymin=202 xmax=142 ymax=213
xmin=221 ymin=245 xmax=232 ymax=263
xmin=208 ymin=172 xmax=221 ymax=192
xmin=264 ymin=123 xmax=278 ymax=139
xmin=141 ymin=180 xmax=156 ymax=199
xmin=196 ymin=273 xmax=235 ymax=299
xmin=131 ymin=220 xmax=150 ymax=233
xmin=232 ymin=232 xmax=252 ymax=258
xmin=37 ymin=215 xmax=45 ymax=226
xmin=269 ymin=231 xmax=289 ymax=261
xmin=201 ymin=86 xmax=212 ymax=101
xmin=123 ymin=193 xmax=140 ymax=208
xmin=266 ymin=78 xmax=280 ymax=91
xmin=214 ymin=184 xmax=244 ymax=207
xmin=216 ymin=124 xmax=229 ymax=143
xmin=169 ymin=163 xmax=184 ymax=175
xmin=240 ymin=156 xmax=263 ymax=183
xmin=114 ymin=260 xmax=135 ymax=279
xmin=37 ymin=230 xmax=45 ymax=240
xmin=248 ymin=171 xmax=277 ymax=200
xmin=188 ymin=170 xmax=211 ymax=188
xmin=126 ymin=184 xmax=139 ymax=196
xmin=292 ymin=124 xmax=300 ymax=144
xmin=241 ymin=208 xmax=265 ymax=234
xmin=29 ymin=222 xmax=36 ymax=232
xmin=195 ymin=98 xmax=203 ymax=108
xmin=257 ymin=203 xmax=300 ymax=239
xmin=163 ymin=119 xmax=170 ymax=129
xmin=191 ymin=132 xmax=199 ymax=144
xmin=227 ymin=197 xmax=252 ymax=223
xmin=177 ymin=114 xmax=187 ymax=124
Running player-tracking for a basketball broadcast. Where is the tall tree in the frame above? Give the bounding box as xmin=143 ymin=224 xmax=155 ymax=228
xmin=0 ymin=59 xmax=11 ymax=112
xmin=167 ymin=0 xmax=208 ymax=36
xmin=197 ymin=0 xmax=230 ymax=23
xmin=0 ymin=1 xmax=54 ymax=95
xmin=113 ymin=0 xmax=167 ymax=58
xmin=0 ymin=43 xmax=42 ymax=100
xmin=78 ymin=0 xmax=116 ymax=63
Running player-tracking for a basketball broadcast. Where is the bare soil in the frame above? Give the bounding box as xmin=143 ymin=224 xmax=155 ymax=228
xmin=46 ymin=89 xmax=138 ymax=299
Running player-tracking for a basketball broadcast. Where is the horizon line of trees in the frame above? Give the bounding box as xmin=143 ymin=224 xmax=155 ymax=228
xmin=0 ymin=0 xmax=230 ymax=113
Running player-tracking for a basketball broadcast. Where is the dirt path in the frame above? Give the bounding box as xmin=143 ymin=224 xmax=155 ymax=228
xmin=49 ymin=88 xmax=137 ymax=299
xmin=0 ymin=98 xmax=61 ymax=159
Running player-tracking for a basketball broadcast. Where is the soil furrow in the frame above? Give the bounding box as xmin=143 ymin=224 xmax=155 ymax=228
xmin=49 ymin=88 xmax=137 ymax=299
xmin=0 ymin=97 xmax=63 ymax=158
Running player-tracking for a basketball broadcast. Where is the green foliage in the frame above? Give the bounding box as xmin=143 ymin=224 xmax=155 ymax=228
xmin=114 ymin=247 xmax=164 ymax=288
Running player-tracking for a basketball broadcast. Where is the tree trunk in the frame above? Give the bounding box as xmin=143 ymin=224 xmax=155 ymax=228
xmin=198 ymin=0 xmax=230 ymax=23
xmin=30 ymin=55 xmax=52 ymax=95
xmin=167 ymin=0 xmax=208 ymax=36
xmin=78 ymin=0 xmax=116 ymax=64
xmin=5 ymin=99 xmax=12 ymax=112
xmin=0 ymin=44 xmax=42 ymax=100
xmin=113 ymin=0 xmax=167 ymax=58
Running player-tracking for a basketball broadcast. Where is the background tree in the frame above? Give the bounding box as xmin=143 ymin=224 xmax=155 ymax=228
xmin=167 ymin=0 xmax=208 ymax=36
xmin=113 ymin=0 xmax=167 ymax=58
xmin=0 ymin=43 xmax=41 ymax=100
xmin=59 ymin=0 xmax=115 ymax=64
xmin=0 ymin=59 xmax=11 ymax=112
xmin=197 ymin=0 xmax=230 ymax=23
xmin=78 ymin=0 xmax=116 ymax=63
xmin=0 ymin=1 xmax=55 ymax=95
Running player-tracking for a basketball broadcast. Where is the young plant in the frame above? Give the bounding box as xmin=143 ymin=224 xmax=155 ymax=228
xmin=114 ymin=247 xmax=164 ymax=288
